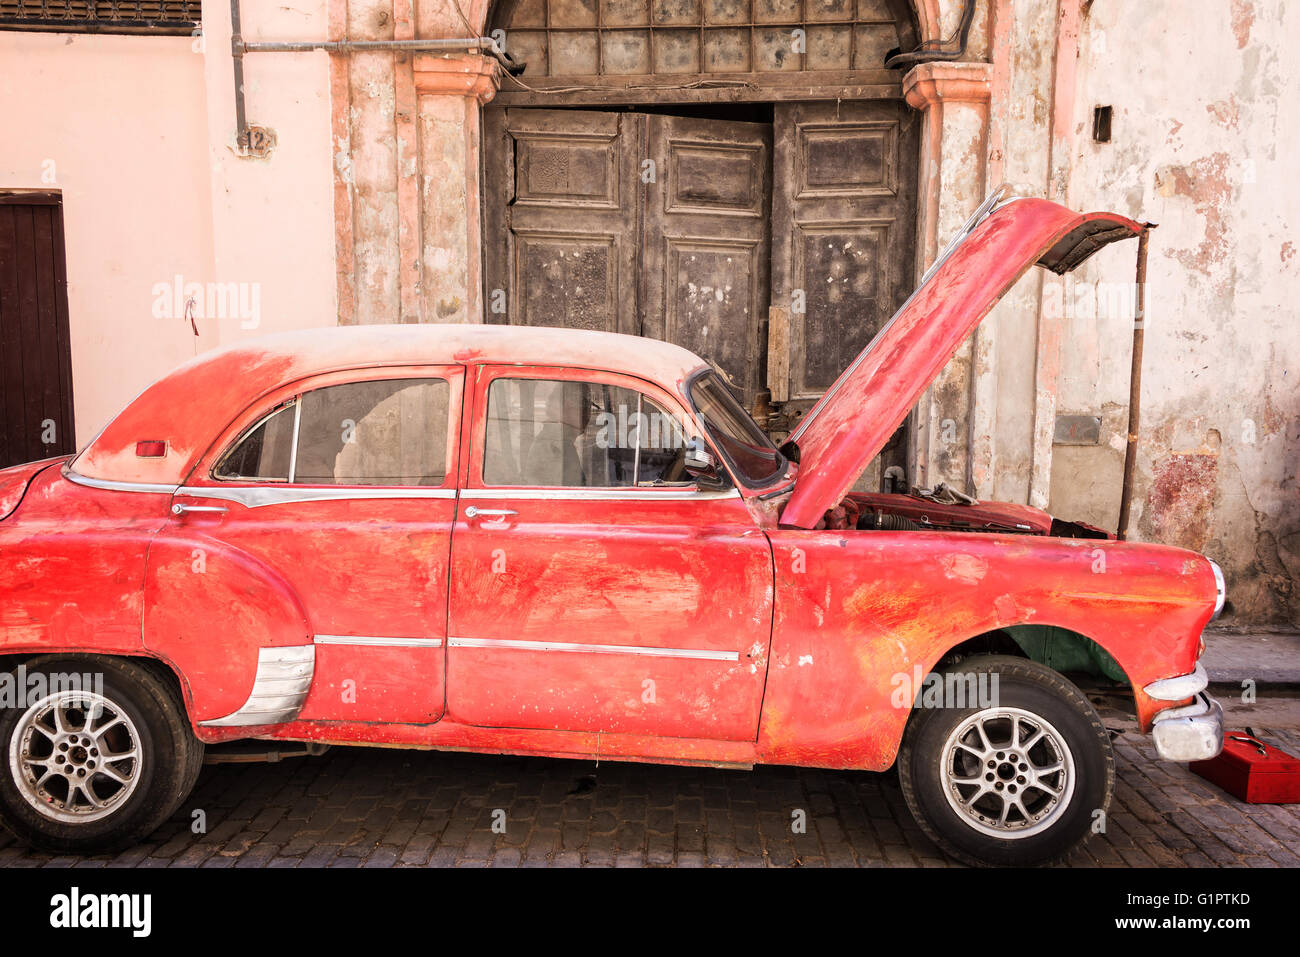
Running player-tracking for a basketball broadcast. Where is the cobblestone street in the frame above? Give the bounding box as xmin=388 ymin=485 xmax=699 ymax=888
xmin=2 ymin=722 xmax=1297 ymax=869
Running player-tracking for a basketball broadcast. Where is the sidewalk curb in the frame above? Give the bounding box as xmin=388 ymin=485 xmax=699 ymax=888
xmin=1202 ymin=626 xmax=1300 ymax=686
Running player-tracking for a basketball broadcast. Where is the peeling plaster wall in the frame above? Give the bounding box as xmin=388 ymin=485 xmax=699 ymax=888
xmin=334 ymin=0 xmax=484 ymax=325
xmin=1050 ymin=0 xmax=1300 ymax=623
xmin=983 ymin=0 xmax=1056 ymax=504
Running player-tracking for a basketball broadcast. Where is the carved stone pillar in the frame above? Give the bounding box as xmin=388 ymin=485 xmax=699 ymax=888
xmin=412 ymin=54 xmax=500 ymax=324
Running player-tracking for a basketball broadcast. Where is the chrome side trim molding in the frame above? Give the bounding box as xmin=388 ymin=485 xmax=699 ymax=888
xmin=459 ymin=487 xmax=740 ymax=502
xmin=63 ymin=468 xmax=178 ymax=496
xmin=1143 ymin=662 xmax=1209 ymax=701
xmin=176 ymin=485 xmax=457 ymax=508
xmin=199 ymin=645 xmax=315 ymax=727
xmin=448 ymin=636 xmax=739 ymax=661
xmin=314 ymin=635 xmax=444 ymax=648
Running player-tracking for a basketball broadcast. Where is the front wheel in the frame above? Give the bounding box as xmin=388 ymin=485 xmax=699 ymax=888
xmin=897 ymin=655 xmax=1114 ymax=867
xmin=0 ymin=657 xmax=204 ymax=854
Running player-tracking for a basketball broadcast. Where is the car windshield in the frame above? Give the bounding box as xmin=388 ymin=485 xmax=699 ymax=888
xmin=689 ymin=371 xmax=785 ymax=487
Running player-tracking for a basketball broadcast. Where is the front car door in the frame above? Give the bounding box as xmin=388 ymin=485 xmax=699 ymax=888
xmin=446 ymin=365 xmax=773 ymax=741
xmin=145 ymin=365 xmax=464 ymax=725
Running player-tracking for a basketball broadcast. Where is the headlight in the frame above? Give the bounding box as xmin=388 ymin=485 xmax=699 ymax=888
xmin=1208 ymin=559 xmax=1226 ymax=619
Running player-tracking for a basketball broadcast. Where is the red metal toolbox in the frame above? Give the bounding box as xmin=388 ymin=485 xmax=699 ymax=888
xmin=1190 ymin=729 xmax=1300 ymax=804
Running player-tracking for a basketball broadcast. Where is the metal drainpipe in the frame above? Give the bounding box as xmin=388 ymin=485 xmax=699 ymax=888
xmin=1116 ymin=225 xmax=1156 ymax=541
xmin=228 ymin=0 xmax=520 ymax=150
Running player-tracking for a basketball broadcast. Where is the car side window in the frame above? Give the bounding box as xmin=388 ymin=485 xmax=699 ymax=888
xmin=484 ymin=377 xmax=690 ymax=488
xmin=214 ymin=378 xmax=451 ymax=486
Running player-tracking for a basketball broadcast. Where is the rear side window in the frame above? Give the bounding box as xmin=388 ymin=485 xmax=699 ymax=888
xmin=214 ymin=403 xmax=296 ymax=481
xmin=214 ymin=378 xmax=451 ymax=486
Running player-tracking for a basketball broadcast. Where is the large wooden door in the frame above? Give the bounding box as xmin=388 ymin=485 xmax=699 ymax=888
xmin=484 ymin=108 xmax=771 ymax=411
xmin=768 ymin=101 xmax=918 ymax=479
xmin=484 ymin=101 xmax=919 ymax=482
xmin=0 ymin=192 xmax=75 ymax=469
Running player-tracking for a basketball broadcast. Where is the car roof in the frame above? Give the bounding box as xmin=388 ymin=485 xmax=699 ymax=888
xmin=71 ymin=324 xmax=711 ymax=486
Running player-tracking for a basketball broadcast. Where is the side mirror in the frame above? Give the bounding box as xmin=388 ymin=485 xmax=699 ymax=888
xmin=683 ymin=438 xmax=728 ymax=489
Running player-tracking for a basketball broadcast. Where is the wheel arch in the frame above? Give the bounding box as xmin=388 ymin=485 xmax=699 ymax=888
xmin=921 ymin=623 xmax=1136 ymax=720
xmin=0 ymin=651 xmax=195 ymax=720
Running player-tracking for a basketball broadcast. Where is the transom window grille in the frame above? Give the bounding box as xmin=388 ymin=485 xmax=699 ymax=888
xmin=0 ymin=1 xmax=201 ymax=34
xmin=502 ymin=0 xmax=904 ymax=77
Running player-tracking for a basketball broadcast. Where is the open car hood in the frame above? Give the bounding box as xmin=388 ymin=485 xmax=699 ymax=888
xmin=781 ymin=193 xmax=1145 ymax=529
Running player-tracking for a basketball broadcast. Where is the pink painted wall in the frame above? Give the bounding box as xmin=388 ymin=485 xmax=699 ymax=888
xmin=0 ymin=33 xmax=214 ymax=445
xmin=0 ymin=8 xmax=337 ymax=447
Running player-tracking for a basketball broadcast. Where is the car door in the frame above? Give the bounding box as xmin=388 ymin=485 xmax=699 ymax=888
xmin=144 ymin=365 xmax=464 ymax=725
xmin=446 ymin=365 xmax=774 ymax=741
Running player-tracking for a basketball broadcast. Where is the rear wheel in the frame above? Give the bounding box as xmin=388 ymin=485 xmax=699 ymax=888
xmin=0 ymin=657 xmax=204 ymax=854
xmin=897 ymin=655 xmax=1114 ymax=867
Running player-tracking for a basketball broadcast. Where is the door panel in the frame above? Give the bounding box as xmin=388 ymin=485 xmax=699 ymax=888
xmin=641 ymin=115 xmax=772 ymax=414
xmin=446 ymin=365 xmax=774 ymax=741
xmin=484 ymin=109 xmax=773 ymax=414
xmin=146 ymin=366 xmax=464 ymax=725
xmin=484 ymin=108 xmax=639 ymax=333
xmin=770 ymin=102 xmax=918 ymax=472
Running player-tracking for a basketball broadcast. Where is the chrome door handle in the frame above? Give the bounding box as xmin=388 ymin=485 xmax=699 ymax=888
xmin=171 ymin=503 xmax=228 ymax=516
xmin=463 ymin=506 xmax=516 ymax=519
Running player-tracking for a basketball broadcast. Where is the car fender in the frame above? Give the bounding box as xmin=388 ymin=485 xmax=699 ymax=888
xmin=143 ymin=531 xmax=311 ymax=724
xmin=759 ymin=530 xmax=1216 ymax=771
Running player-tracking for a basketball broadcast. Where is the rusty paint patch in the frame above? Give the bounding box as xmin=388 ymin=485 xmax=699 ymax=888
xmin=1156 ymin=153 xmax=1234 ymax=282
xmin=1230 ymin=0 xmax=1255 ymax=50
xmin=1144 ymin=453 xmax=1220 ymax=552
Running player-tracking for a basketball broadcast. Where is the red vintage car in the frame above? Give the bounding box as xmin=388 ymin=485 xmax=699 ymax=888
xmin=0 ymin=194 xmax=1223 ymax=866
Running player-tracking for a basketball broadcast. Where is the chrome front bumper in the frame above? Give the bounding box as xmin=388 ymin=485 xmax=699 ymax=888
xmin=1150 ymin=692 xmax=1224 ymax=762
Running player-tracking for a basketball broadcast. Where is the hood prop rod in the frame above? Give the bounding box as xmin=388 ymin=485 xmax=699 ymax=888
xmin=1116 ymin=224 xmax=1156 ymax=541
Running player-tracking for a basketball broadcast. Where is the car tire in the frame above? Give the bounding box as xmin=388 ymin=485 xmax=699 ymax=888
xmin=897 ymin=654 xmax=1114 ymax=867
xmin=0 ymin=656 xmax=204 ymax=855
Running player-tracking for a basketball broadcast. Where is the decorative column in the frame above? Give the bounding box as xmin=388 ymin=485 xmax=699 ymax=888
xmin=412 ymin=54 xmax=500 ymax=324
xmin=902 ymin=61 xmax=993 ymax=494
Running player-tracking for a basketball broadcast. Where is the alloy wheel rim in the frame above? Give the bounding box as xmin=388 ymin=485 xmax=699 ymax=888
xmin=939 ymin=706 xmax=1075 ymax=839
xmin=9 ymin=691 xmax=144 ymax=824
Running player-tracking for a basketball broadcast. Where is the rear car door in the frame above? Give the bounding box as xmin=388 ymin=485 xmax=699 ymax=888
xmin=145 ymin=365 xmax=464 ymax=725
xmin=446 ymin=365 xmax=774 ymax=741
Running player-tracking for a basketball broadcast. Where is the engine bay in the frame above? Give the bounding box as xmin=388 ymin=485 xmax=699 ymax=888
xmin=818 ymin=484 xmax=1114 ymax=539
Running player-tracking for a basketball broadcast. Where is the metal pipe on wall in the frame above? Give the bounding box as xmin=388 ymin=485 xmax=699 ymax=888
xmin=227 ymin=0 xmax=521 ymax=152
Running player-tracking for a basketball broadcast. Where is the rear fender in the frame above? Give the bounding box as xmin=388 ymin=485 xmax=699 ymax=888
xmin=143 ymin=533 xmax=311 ymax=725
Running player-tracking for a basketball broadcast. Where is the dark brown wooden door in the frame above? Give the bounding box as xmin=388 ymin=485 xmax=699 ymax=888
xmin=484 ymin=107 xmax=771 ymax=411
xmin=0 ymin=193 xmax=75 ymax=469
xmin=768 ymin=101 xmax=918 ymax=479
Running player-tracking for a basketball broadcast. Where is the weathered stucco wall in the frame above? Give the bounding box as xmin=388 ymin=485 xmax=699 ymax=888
xmin=1050 ymin=0 xmax=1300 ymax=623
xmin=913 ymin=0 xmax=1297 ymax=624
